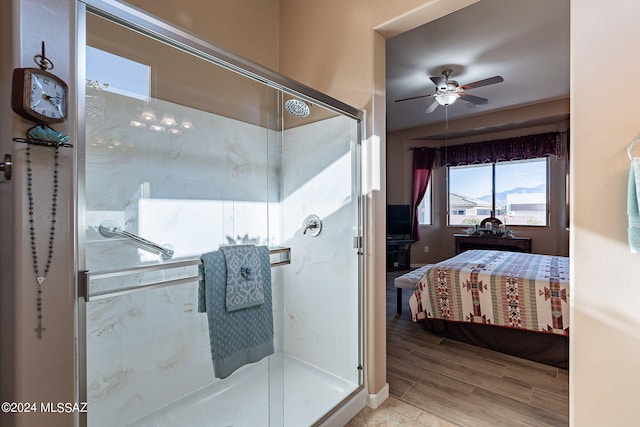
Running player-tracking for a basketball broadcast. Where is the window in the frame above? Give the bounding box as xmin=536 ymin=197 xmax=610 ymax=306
xmin=417 ymin=179 xmax=432 ymax=225
xmin=448 ymin=158 xmax=548 ymax=226
xmin=86 ymin=46 xmax=150 ymax=99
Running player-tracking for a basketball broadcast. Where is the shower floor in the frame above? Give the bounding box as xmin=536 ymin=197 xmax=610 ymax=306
xmin=125 ymin=352 xmax=359 ymax=427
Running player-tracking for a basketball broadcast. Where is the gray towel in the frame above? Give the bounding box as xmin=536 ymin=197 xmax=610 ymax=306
xmin=198 ymin=246 xmax=274 ymax=378
xmin=628 ymin=158 xmax=640 ymax=253
xmin=220 ymin=245 xmax=265 ymax=311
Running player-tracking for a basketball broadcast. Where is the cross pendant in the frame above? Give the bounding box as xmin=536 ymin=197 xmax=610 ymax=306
xmin=34 ymin=320 xmax=46 ymax=339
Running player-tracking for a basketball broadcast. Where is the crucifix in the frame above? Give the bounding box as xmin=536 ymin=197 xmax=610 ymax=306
xmin=34 ymin=320 xmax=46 ymax=339
xmin=34 ymin=282 xmax=45 ymax=339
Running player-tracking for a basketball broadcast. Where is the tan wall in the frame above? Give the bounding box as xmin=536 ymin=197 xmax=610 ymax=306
xmin=1 ymin=1 xmax=77 ymax=426
xmin=0 ymin=1 xmax=15 ymax=423
xmin=571 ymin=1 xmax=640 ymax=425
xmin=85 ymin=13 xmax=278 ymax=129
xmin=387 ymin=100 xmax=570 ymax=265
xmin=125 ymin=0 xmax=280 ymax=71
xmin=116 ymin=1 xmax=282 ymax=131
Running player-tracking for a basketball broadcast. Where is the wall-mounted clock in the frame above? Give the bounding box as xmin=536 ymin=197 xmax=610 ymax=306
xmin=12 ymin=67 xmax=68 ymax=124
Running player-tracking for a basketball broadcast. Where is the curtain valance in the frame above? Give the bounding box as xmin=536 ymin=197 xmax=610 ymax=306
xmin=435 ymin=131 xmax=563 ymax=167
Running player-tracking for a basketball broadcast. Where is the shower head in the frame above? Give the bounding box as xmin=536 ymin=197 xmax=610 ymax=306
xmin=284 ymin=99 xmax=311 ymax=118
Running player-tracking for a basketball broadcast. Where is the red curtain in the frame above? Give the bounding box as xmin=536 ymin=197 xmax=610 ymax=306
xmin=435 ymin=132 xmax=562 ymax=167
xmin=411 ymin=147 xmax=436 ymax=241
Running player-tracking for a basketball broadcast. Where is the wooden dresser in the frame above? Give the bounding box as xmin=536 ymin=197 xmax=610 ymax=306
xmin=454 ymin=234 xmax=532 ymax=254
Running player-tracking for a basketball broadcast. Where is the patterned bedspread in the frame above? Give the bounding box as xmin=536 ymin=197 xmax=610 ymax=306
xmin=408 ymin=250 xmax=569 ymax=336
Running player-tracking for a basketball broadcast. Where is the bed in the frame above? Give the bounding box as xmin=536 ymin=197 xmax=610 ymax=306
xmin=408 ymin=249 xmax=569 ymax=368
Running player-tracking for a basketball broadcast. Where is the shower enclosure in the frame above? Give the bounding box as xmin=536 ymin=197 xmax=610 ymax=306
xmin=77 ymin=1 xmax=364 ymax=426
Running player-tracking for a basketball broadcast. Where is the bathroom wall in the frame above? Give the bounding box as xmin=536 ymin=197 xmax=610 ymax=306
xmin=0 ymin=1 xmax=15 ymax=419
xmin=125 ymin=0 xmax=280 ymax=72
xmin=1 ymin=1 xmax=77 ymax=426
xmin=572 ymin=2 xmax=640 ymax=424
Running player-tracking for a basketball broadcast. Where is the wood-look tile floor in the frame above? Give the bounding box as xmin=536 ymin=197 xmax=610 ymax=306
xmin=345 ymin=271 xmax=569 ymax=427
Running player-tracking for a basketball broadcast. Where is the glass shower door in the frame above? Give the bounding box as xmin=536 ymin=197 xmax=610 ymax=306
xmin=79 ymin=2 xmax=363 ymax=426
xmin=279 ymin=104 xmax=362 ymax=425
xmin=81 ymin=9 xmax=283 ymax=427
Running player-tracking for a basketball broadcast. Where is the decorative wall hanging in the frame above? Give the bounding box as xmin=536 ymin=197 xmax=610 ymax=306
xmin=11 ymin=42 xmax=73 ymax=339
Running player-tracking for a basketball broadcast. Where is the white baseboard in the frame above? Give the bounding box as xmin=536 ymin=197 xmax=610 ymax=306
xmin=367 ymin=382 xmax=389 ymax=409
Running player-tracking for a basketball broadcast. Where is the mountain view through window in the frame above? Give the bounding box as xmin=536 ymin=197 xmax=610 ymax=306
xmin=448 ymin=158 xmax=548 ymax=226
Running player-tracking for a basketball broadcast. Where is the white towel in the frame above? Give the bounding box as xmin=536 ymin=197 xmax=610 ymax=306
xmin=628 ymin=158 xmax=640 ymax=253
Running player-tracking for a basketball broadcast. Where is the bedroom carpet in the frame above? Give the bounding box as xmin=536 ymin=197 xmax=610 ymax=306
xmin=346 ymin=271 xmax=569 ymax=427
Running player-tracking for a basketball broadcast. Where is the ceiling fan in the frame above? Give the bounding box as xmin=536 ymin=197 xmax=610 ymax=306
xmin=395 ymin=69 xmax=504 ymax=114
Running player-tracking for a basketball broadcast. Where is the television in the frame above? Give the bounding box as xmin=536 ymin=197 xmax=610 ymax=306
xmin=387 ymin=205 xmax=411 ymax=237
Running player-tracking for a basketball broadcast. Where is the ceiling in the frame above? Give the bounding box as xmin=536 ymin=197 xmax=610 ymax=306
xmin=385 ymin=0 xmax=570 ymax=134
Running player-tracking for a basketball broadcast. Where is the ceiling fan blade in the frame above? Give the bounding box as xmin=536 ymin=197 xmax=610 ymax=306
xmin=394 ymin=93 xmax=433 ymax=103
xmin=429 ymin=76 xmax=445 ymax=88
xmin=459 ymin=93 xmax=489 ymax=105
xmin=424 ymin=100 xmax=439 ymax=114
xmin=460 ymin=76 xmax=504 ymax=90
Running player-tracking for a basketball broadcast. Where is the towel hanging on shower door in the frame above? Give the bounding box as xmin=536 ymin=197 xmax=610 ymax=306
xmin=198 ymin=246 xmax=274 ymax=378
xmin=220 ymin=245 xmax=265 ymax=311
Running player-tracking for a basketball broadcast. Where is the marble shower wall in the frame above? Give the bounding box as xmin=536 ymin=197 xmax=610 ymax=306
xmin=281 ymin=116 xmax=361 ymax=385
xmin=84 ymin=88 xmax=283 ymax=425
xmin=84 ymin=88 xmax=360 ymax=425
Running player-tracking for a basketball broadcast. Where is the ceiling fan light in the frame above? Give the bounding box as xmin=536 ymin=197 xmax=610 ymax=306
xmin=435 ymin=93 xmax=459 ymax=106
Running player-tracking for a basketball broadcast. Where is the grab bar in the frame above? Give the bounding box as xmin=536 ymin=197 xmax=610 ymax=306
xmin=99 ymin=223 xmax=175 ymax=260
xmin=80 ymin=247 xmax=291 ymax=302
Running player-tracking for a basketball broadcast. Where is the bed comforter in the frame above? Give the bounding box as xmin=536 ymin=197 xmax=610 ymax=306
xmin=408 ymin=249 xmax=569 ymax=336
